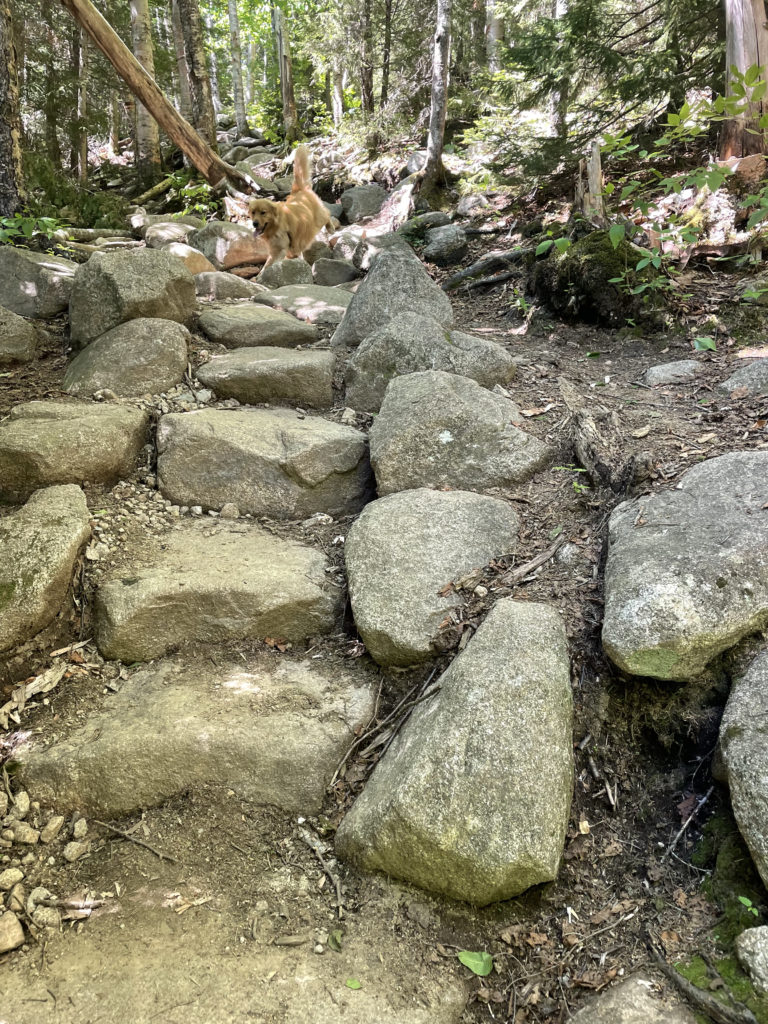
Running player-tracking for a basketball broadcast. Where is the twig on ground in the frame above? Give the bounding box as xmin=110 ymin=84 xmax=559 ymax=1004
xmin=660 ymin=785 xmax=714 ymax=865
xmin=94 ymin=819 xmax=179 ymax=864
xmin=502 ymin=534 xmax=567 ymax=586
xmin=442 ymin=247 xmax=534 ymax=290
xmin=463 ymin=269 xmax=518 ymax=289
xmin=298 ymin=828 xmax=344 ymax=919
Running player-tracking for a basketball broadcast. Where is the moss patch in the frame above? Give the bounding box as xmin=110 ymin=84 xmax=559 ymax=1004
xmin=676 ymin=955 xmax=768 ymax=1024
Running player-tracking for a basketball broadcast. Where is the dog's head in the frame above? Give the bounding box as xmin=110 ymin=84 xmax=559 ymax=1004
xmin=248 ymin=198 xmax=278 ymax=237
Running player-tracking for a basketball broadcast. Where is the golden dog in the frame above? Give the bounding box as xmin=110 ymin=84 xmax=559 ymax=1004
xmin=248 ymin=145 xmax=333 ymax=268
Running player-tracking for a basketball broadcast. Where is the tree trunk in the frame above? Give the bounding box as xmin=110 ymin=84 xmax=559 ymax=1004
xmin=176 ymin=0 xmax=218 ymax=147
xmin=0 ymin=0 xmax=24 ymax=216
xmin=720 ymin=0 xmax=768 ymax=158
xmin=42 ymin=0 xmax=63 ymax=168
xmin=485 ymin=0 xmax=503 ymax=71
xmin=271 ymin=1 xmax=300 ymax=142
xmin=245 ymin=39 xmax=254 ymax=105
xmin=205 ymin=13 xmax=222 ymax=114
xmin=421 ymin=0 xmax=452 ymax=191
xmin=109 ymin=90 xmax=121 ymax=153
xmin=332 ymin=65 xmax=344 ymax=126
xmin=77 ymin=28 xmax=89 ymax=183
xmin=380 ymin=0 xmax=393 ymax=106
xmin=130 ymin=0 xmax=162 ymax=187
xmin=170 ymin=0 xmax=192 ymax=119
xmin=57 ymin=0 xmax=250 ymax=189
xmin=550 ymin=0 xmax=568 ymax=139
xmin=359 ymin=0 xmax=375 ymax=114
xmin=227 ymin=0 xmax=249 ymax=135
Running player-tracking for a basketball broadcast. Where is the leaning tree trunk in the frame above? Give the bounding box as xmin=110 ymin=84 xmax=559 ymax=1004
xmin=170 ymin=0 xmax=192 ymax=119
xmin=271 ymin=2 xmax=300 ymax=142
xmin=176 ymin=0 xmax=218 ymax=147
xmin=227 ymin=0 xmax=249 ymax=135
xmin=57 ymin=0 xmax=252 ymax=189
xmin=130 ymin=0 xmax=162 ymax=187
xmin=421 ymin=0 xmax=452 ymax=192
xmin=0 ymin=0 xmax=24 ymax=215
xmin=720 ymin=0 xmax=768 ymax=158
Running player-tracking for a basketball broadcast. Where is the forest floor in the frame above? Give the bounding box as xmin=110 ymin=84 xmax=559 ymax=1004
xmin=1 ymin=218 xmax=768 ymax=1024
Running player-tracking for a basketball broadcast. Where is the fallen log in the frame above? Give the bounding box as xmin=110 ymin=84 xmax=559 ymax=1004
xmin=442 ymin=246 xmax=533 ymax=290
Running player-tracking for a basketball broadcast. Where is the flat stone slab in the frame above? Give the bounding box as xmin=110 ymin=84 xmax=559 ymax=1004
xmin=157 ymin=408 xmax=371 ymax=518
xmin=194 ymin=271 xmax=266 ymax=300
xmin=0 ymin=486 xmax=91 ymax=654
xmin=336 ymin=599 xmax=573 ymax=905
xmin=331 ymin=250 xmax=453 ymax=348
xmin=340 ymin=183 xmax=388 ymax=223
xmin=312 ymin=258 xmax=358 ymax=286
xmin=94 ymin=520 xmax=343 ymax=661
xmin=642 ymin=360 xmax=702 ymax=386
xmin=346 ymin=312 xmax=517 ymax=412
xmin=0 ymin=402 xmax=149 ymax=504
xmin=63 ymin=318 xmax=189 ymax=398
xmin=144 ymin=221 xmax=198 ymax=248
xmin=198 ymin=305 xmax=318 ymax=348
xmin=345 ymin=488 xmax=519 ymax=666
xmin=0 ymin=248 xmax=77 ymax=319
xmin=187 ymin=221 xmax=270 ymax=270
xmin=16 ymin=654 xmax=377 ymax=817
xmin=0 ymin=305 xmax=38 ymax=365
xmin=720 ymin=652 xmax=768 ymax=891
xmin=736 ymin=926 xmax=768 ymax=996
xmin=569 ymin=976 xmax=696 ymax=1023
xmin=370 ymin=371 xmax=550 ymax=494
xmin=720 ymin=358 xmax=768 ymax=395
xmin=69 ymin=249 xmax=196 ymax=347
xmin=196 ymin=348 xmax=334 ymax=408
xmin=163 ymin=242 xmax=216 ymax=275
xmin=257 ymin=258 xmax=313 ymax=289
xmin=602 ymin=452 xmax=768 ymax=680
xmin=253 ymin=285 xmax=352 ymax=325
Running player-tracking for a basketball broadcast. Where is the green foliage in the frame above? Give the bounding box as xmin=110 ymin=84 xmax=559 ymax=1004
xmin=457 ymin=951 xmax=494 ymax=976
xmin=694 ymin=336 xmax=717 ymax=351
xmin=739 ymin=895 xmax=760 ymax=918
xmin=345 ymin=978 xmax=362 ymax=990
xmin=0 ymin=212 xmax=64 ymax=246
xmin=23 ymin=154 xmax=129 ymax=229
xmin=165 ymin=172 xmax=221 ymax=218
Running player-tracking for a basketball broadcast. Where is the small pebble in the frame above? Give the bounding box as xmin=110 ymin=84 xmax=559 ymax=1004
xmin=12 ymin=823 xmax=39 ymax=845
xmin=340 ymin=407 xmax=357 ymax=426
xmin=191 ymin=506 xmax=203 ymax=516
xmin=40 ymin=815 xmax=65 ymax=845
xmin=0 ymin=868 xmax=24 ymax=891
xmin=0 ymin=911 xmax=24 ymax=953
xmin=7 ymin=883 xmax=25 ymax=913
xmin=474 ymin=585 xmax=488 ymax=597
xmin=0 ymin=794 xmax=6 ymax=817
xmin=63 ymin=841 xmax=89 ymax=863
xmin=196 ymin=389 xmax=213 ymax=404
xmin=72 ymin=818 xmax=88 ymax=841
xmin=220 ymin=503 xmax=240 ymax=519
xmin=314 ymin=943 xmax=325 ymax=954
xmin=31 ymin=906 xmax=61 ymax=930
xmin=10 ymin=792 xmax=30 ymax=821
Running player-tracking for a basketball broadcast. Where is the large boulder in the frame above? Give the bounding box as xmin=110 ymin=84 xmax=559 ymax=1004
xmin=0 ymin=305 xmax=39 ymax=365
xmin=345 ymin=312 xmax=517 ymax=412
xmin=339 ymin=184 xmax=388 ymax=223
xmin=63 ymin=318 xmax=189 ymax=398
xmin=68 ymin=249 xmax=195 ymax=347
xmin=312 ymin=258 xmax=358 ymax=286
xmin=0 ymin=486 xmax=91 ymax=654
xmin=163 ymin=242 xmax=217 ymax=275
xmin=720 ymin=358 xmax=768 ymax=396
xmin=144 ymin=221 xmax=198 ymax=248
xmin=352 ymin=232 xmax=418 ymax=271
xmin=370 ymin=371 xmax=551 ymax=494
xmin=16 ymin=654 xmax=377 ymax=817
xmin=422 ymin=224 xmax=468 ymax=266
xmin=253 ymin=284 xmax=353 ymax=326
xmin=194 ymin=271 xmax=266 ymax=300
xmin=568 ymin=976 xmax=696 ymax=1024
xmin=156 ymin=408 xmax=371 ymax=518
xmin=0 ymin=248 xmax=77 ymax=319
xmin=331 ymin=251 xmax=453 ymax=348
xmin=335 ymin=599 xmax=573 ymax=905
xmin=345 ymin=488 xmax=519 ymax=666
xmin=257 ymin=258 xmax=313 ymax=289
xmin=0 ymin=402 xmax=149 ymax=503
xmin=643 ymin=360 xmax=702 ymax=387
xmin=128 ymin=211 xmax=204 ymax=238
xmin=720 ymin=651 xmax=768 ymax=890
xmin=196 ymin=348 xmax=334 ymax=408
xmin=198 ymin=304 xmax=318 ymax=347
xmin=602 ymin=452 xmax=768 ymax=680
xmin=94 ymin=521 xmax=342 ymax=661
xmin=187 ymin=221 xmax=270 ymax=270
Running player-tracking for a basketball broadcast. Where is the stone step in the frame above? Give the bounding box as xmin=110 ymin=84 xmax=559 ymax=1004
xmin=93 ymin=519 xmax=343 ymax=662
xmin=156 ymin=408 xmax=371 ymax=519
xmin=16 ymin=653 xmax=377 ymax=817
xmin=198 ymin=304 xmax=318 ymax=348
xmin=253 ymin=284 xmax=352 ymax=325
xmin=196 ymin=347 xmax=335 ymax=408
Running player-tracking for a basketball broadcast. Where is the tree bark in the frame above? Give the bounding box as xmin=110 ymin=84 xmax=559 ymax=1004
xmin=720 ymin=0 xmax=768 ymax=158
xmin=77 ymin=28 xmax=89 ymax=183
xmin=380 ymin=0 xmax=393 ymax=106
xmin=205 ymin=13 xmax=222 ymax=114
xmin=271 ymin=1 xmax=300 ymax=142
xmin=57 ymin=0 xmax=249 ymax=189
xmin=227 ymin=0 xmax=249 ymax=135
xmin=130 ymin=0 xmax=162 ymax=187
xmin=421 ymin=0 xmax=452 ymax=191
xmin=359 ymin=0 xmax=375 ymax=114
xmin=170 ymin=0 xmax=192 ymax=119
xmin=0 ymin=0 xmax=24 ymax=216
xmin=332 ymin=64 xmax=344 ymax=126
xmin=176 ymin=0 xmax=218 ymax=147
xmin=42 ymin=0 xmax=63 ymax=168
xmin=485 ymin=0 xmax=503 ymax=71
xmin=550 ymin=0 xmax=568 ymax=139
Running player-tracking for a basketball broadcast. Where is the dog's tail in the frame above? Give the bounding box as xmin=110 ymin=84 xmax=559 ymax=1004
xmin=292 ymin=144 xmax=312 ymax=192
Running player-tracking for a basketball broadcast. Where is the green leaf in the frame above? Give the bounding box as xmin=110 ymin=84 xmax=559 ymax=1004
xmin=667 ymin=113 xmax=680 ymax=126
xmin=535 ymin=239 xmax=554 ymax=256
xmin=694 ymin=336 xmax=717 ymax=351
xmin=747 ymin=208 xmax=768 ymax=230
xmin=608 ymin=224 xmax=625 ymax=249
xmin=553 ymin=237 xmax=571 ymax=252
xmin=745 ymin=64 xmax=761 ymax=86
xmin=635 ymin=257 xmax=651 ymax=271
xmin=328 ymin=929 xmax=344 ymax=952
xmin=345 ymin=979 xmax=362 ymax=990
xmin=457 ymin=951 xmax=494 ymax=976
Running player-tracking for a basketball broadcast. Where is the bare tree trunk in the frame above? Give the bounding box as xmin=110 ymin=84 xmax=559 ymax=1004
xmin=130 ymin=0 xmax=162 ymax=186
xmin=57 ymin=0 xmax=251 ymax=188
xmin=245 ymin=39 xmax=254 ymax=105
xmin=174 ymin=0 xmax=218 ymax=147
xmin=77 ymin=28 xmax=89 ymax=183
xmin=0 ymin=0 xmax=24 ymax=215
xmin=109 ymin=90 xmax=121 ymax=152
xmin=271 ymin=1 xmax=300 ymax=142
xmin=421 ymin=0 xmax=452 ymax=191
xmin=359 ymin=0 xmax=375 ymax=114
xmin=227 ymin=0 xmax=249 ymax=135
xmin=205 ymin=13 xmax=222 ymax=114
xmin=550 ymin=0 xmax=568 ymax=139
xmin=170 ymin=0 xmax=192 ymax=119
xmin=380 ymin=0 xmax=393 ymax=106
xmin=485 ymin=0 xmax=503 ymax=71
xmin=42 ymin=0 xmax=63 ymax=168
xmin=332 ymin=64 xmax=344 ymax=126
xmin=720 ymin=0 xmax=768 ymax=158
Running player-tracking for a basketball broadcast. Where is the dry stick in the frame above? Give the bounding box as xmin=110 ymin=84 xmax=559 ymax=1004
xmin=503 ymin=533 xmax=567 ymax=586
xmin=376 ymin=686 xmax=441 ymax=760
xmin=94 ymin=819 xmax=179 ymax=864
xmin=463 ymin=269 xmax=518 ymax=290
xmin=298 ymin=829 xmax=344 ymax=919
xmin=646 ymin=932 xmax=758 ymax=1024
xmin=660 ymin=785 xmax=714 ymax=865
xmin=441 ymin=247 xmax=534 ymax=290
